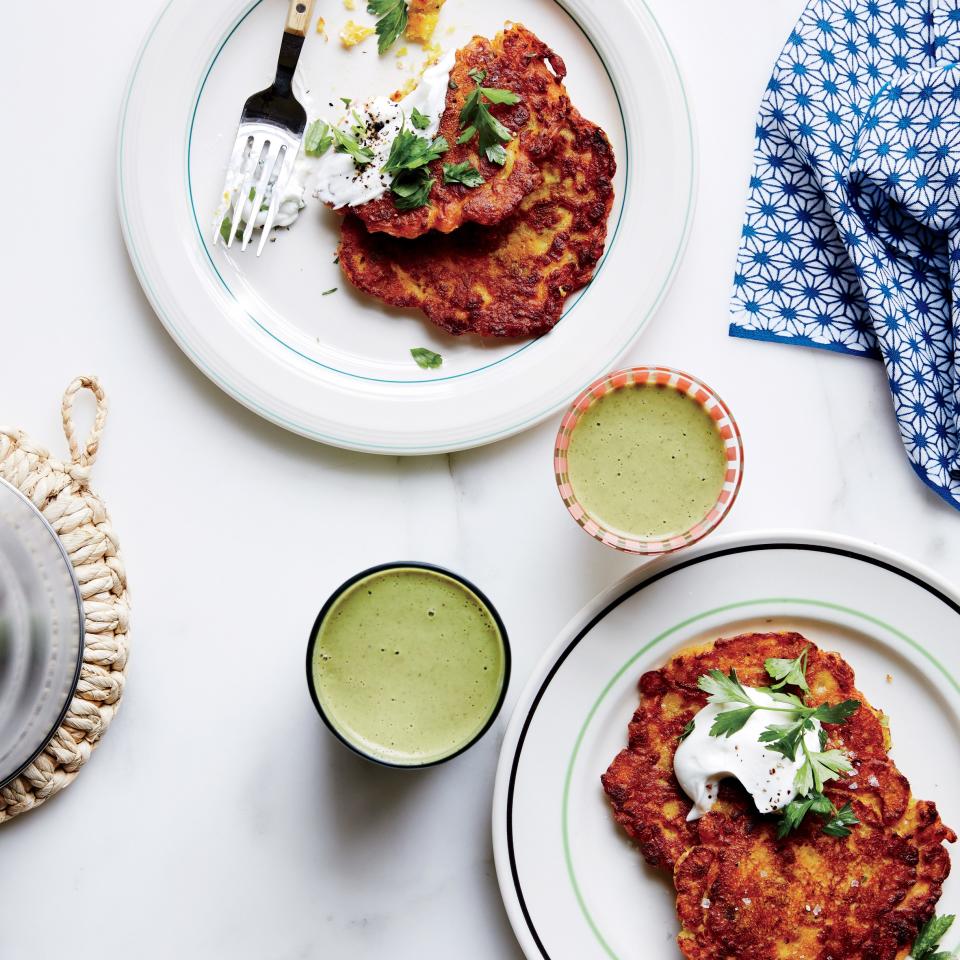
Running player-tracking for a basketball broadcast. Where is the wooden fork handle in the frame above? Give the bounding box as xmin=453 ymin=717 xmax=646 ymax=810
xmin=285 ymin=0 xmax=316 ymax=37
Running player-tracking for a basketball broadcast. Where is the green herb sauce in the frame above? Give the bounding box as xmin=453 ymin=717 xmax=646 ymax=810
xmin=311 ymin=568 xmax=505 ymax=765
xmin=567 ymin=384 xmax=727 ymax=540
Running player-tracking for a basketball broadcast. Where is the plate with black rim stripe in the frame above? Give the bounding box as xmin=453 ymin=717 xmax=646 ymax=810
xmin=492 ymin=530 xmax=960 ymax=959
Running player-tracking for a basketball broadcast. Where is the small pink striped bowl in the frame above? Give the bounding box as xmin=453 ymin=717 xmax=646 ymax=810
xmin=554 ymin=366 xmax=744 ymax=556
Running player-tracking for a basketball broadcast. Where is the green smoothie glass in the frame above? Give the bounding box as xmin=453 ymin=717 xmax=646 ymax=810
xmin=307 ymin=562 xmax=510 ymax=767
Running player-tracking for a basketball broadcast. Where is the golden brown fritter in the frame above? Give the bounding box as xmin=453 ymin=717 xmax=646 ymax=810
xmin=601 ymin=633 xmax=892 ymax=872
xmin=602 ymin=633 xmax=955 ymax=960
xmin=674 ymin=791 xmax=954 ymax=960
xmin=353 ymin=24 xmax=570 ymax=239
xmin=338 ymin=106 xmax=616 ymax=338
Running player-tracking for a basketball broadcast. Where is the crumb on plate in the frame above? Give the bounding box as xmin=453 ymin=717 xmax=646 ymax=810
xmin=406 ymin=0 xmax=445 ymax=43
xmin=340 ymin=20 xmax=374 ymax=47
xmin=315 ymin=16 xmax=327 ymax=38
xmin=391 ymin=77 xmax=418 ymax=102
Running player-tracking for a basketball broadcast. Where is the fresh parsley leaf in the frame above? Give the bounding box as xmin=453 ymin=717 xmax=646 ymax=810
xmin=755 ymin=687 xmax=807 ymax=708
xmin=411 ymin=347 xmax=443 ymax=369
xmin=391 ymin=172 xmax=436 ymax=210
xmin=443 ymin=161 xmax=484 ymax=187
xmin=219 ymin=216 xmax=235 ymax=244
xmin=811 ymin=699 xmax=861 ymax=725
xmin=808 ymin=792 xmax=836 ymax=815
xmin=304 ymin=119 xmax=333 ymax=157
xmin=796 ymin=747 xmax=854 ymax=795
xmin=332 ymin=126 xmax=375 ymax=166
xmin=382 ymin=128 xmax=448 ymax=209
xmin=709 ymin=706 xmax=757 ymax=739
xmin=410 ymin=107 xmax=431 ymax=130
xmin=776 ymin=793 xmax=816 ymax=838
xmin=759 ymin=717 xmax=813 ymax=763
xmin=697 ymin=669 xmax=754 ymax=707
xmin=777 ymin=791 xmax=849 ymax=838
xmin=480 ymin=87 xmax=522 ymax=106
xmin=678 ymin=719 xmax=695 ymax=743
xmin=822 ymin=802 xmax=859 ymax=838
xmin=383 ymin=129 xmax=448 ymax=175
xmin=350 ymin=110 xmax=368 ymax=139
xmin=458 ymin=73 xmax=521 ymax=166
xmin=367 ymin=0 xmax=408 ymax=55
xmin=340 ymin=97 xmax=353 ymax=108
xmin=912 ymin=915 xmax=957 ymax=959
xmin=765 ymin=646 xmax=810 ymax=692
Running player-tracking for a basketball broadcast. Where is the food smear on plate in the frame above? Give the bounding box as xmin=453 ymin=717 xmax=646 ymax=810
xmin=565 ymin=383 xmax=727 ymax=540
xmin=309 ymin=567 xmax=506 ymax=766
xmin=601 ymin=633 xmax=956 ymax=960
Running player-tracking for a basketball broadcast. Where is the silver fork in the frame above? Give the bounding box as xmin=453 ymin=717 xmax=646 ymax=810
xmin=214 ymin=0 xmax=316 ymax=256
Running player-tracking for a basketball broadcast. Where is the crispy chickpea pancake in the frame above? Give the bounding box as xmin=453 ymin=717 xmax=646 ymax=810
xmin=602 ymin=633 xmax=893 ymax=871
xmin=674 ymin=793 xmax=954 ymax=960
xmin=338 ymin=106 xmax=616 ymax=338
xmin=601 ymin=633 xmax=956 ymax=960
xmin=354 ymin=24 xmax=570 ymax=239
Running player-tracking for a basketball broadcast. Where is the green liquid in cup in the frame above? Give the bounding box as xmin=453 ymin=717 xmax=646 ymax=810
xmin=566 ymin=384 xmax=728 ymax=540
xmin=311 ymin=568 xmax=506 ymax=766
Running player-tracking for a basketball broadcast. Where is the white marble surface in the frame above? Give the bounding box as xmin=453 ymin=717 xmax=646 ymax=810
xmin=2 ymin=1 xmax=959 ymax=958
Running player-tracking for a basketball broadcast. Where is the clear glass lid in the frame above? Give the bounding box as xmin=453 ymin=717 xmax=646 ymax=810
xmin=0 ymin=478 xmax=84 ymax=787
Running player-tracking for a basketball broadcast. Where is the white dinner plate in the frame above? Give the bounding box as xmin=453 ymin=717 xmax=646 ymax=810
xmin=118 ymin=0 xmax=695 ymax=454
xmin=493 ymin=531 xmax=960 ymax=959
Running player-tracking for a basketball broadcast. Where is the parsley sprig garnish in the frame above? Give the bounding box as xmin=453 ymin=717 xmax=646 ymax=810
xmin=411 ymin=347 xmax=443 ymax=369
xmin=332 ymin=126 xmax=375 ymax=166
xmin=383 ymin=124 xmax=449 ymax=210
xmin=695 ymin=647 xmax=861 ymax=839
xmin=305 ymin=120 xmax=333 ymax=157
xmin=443 ymin=161 xmax=484 ymax=188
xmin=457 ymin=68 xmax=521 ymax=166
xmin=410 ymin=108 xmax=431 ymax=131
xmin=911 ymin=914 xmax=958 ymax=959
xmin=367 ymin=0 xmax=408 ymax=55
xmin=765 ymin=646 xmax=810 ymax=692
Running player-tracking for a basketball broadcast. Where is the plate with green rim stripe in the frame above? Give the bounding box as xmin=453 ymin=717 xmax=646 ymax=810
xmin=117 ymin=0 xmax=695 ymax=454
xmin=493 ymin=530 xmax=960 ymax=960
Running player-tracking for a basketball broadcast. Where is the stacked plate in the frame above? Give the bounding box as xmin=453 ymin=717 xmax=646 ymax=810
xmin=0 ymin=479 xmax=84 ymax=788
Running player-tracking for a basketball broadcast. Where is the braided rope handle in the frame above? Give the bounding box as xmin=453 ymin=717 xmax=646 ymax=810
xmin=61 ymin=376 xmax=107 ymax=469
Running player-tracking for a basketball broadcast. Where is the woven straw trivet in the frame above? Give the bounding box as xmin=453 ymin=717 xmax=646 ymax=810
xmin=0 ymin=376 xmax=129 ymax=823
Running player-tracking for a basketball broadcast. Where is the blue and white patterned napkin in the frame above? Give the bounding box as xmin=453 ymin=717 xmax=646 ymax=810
xmin=731 ymin=0 xmax=960 ymax=510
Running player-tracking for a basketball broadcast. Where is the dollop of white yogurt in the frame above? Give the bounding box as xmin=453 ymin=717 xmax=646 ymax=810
xmin=674 ymin=687 xmax=822 ymax=820
xmin=311 ymin=51 xmax=453 ymax=209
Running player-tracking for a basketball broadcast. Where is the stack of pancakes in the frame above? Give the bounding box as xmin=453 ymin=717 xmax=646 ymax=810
xmin=601 ymin=633 xmax=956 ymax=960
xmin=337 ymin=24 xmax=616 ymax=339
